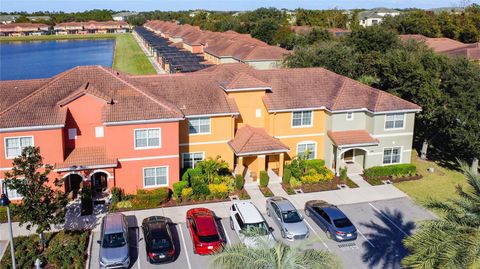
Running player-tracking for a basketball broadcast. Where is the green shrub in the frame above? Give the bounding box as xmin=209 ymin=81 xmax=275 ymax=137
xmin=44 ymin=231 xmax=89 ymax=269
xmin=235 ymin=174 xmax=245 ymax=190
xmin=340 ymin=167 xmax=348 ymax=181
xmin=193 ymin=184 xmax=210 ymax=196
xmin=173 ymin=181 xmax=189 ymax=199
xmin=136 ymin=187 xmax=170 ymax=205
xmin=259 ymin=170 xmax=269 ymax=187
xmin=290 ymin=177 xmax=302 ymax=188
xmin=110 ymin=187 xmax=125 ymax=204
xmin=0 ymin=205 xmax=19 ymax=223
xmin=364 ymin=164 xmax=417 ymax=180
xmin=181 ymin=187 xmax=193 ymax=201
xmin=305 ymin=159 xmax=326 ymax=173
xmin=283 ymin=168 xmax=292 ymax=185
xmin=182 ymin=167 xmax=204 ymax=182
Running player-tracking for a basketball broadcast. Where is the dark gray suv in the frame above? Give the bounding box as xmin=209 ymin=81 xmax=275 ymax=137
xmin=98 ymin=213 xmax=130 ymax=268
xmin=266 ymin=196 xmax=309 ymax=241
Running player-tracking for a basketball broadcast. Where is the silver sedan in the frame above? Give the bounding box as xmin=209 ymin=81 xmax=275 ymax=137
xmin=266 ymin=196 xmax=309 ymax=241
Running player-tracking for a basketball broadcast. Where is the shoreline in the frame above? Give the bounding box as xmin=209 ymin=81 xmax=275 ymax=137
xmin=0 ymin=33 xmax=119 ymax=42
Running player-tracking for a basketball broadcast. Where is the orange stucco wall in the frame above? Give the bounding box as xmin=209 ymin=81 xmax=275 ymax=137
xmin=228 ymin=90 xmax=269 ymax=129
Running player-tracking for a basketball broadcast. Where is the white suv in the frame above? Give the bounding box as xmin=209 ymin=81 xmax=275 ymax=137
xmin=229 ymin=202 xmax=275 ymax=247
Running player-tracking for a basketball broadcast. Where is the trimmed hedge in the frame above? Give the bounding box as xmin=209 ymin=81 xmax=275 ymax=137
xmin=283 ymin=168 xmax=292 ymax=185
xmin=136 ymin=187 xmax=170 ymax=205
xmin=173 ymin=181 xmax=189 ymax=199
xmin=364 ymin=164 xmax=417 ymax=180
xmin=235 ymin=174 xmax=245 ymax=190
xmin=259 ymin=170 xmax=269 ymax=187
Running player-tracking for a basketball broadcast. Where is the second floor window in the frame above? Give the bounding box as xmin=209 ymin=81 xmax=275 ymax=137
xmin=385 ymin=113 xmax=405 ymax=129
xmin=188 ymin=117 xmax=210 ymax=134
xmin=292 ymin=111 xmax=312 ymax=127
xmin=5 ymin=136 xmax=33 ymax=158
xmin=134 ymin=128 xmax=161 ymax=149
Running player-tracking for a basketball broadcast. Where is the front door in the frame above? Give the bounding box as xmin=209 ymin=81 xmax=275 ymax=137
xmin=343 ymin=150 xmax=354 ymax=163
xmin=92 ymin=173 xmax=107 ymax=193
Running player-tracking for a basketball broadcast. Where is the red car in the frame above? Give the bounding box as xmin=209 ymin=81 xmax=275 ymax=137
xmin=186 ymin=208 xmax=224 ymax=255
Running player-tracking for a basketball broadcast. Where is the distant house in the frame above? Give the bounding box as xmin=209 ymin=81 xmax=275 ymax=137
xmin=400 ymin=34 xmax=480 ymax=63
xmin=54 ymin=21 xmax=130 ymax=35
xmin=0 ymin=23 xmax=51 ymax=36
xmin=358 ymin=7 xmax=400 ymax=27
xmin=285 ymin=11 xmax=296 ymax=25
xmin=189 ymin=10 xmax=210 ymax=18
xmin=0 ymin=15 xmax=20 ymax=24
xmin=112 ymin=12 xmax=138 ymax=22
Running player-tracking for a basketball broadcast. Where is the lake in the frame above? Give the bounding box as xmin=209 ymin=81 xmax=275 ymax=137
xmin=0 ymin=39 xmax=116 ymax=80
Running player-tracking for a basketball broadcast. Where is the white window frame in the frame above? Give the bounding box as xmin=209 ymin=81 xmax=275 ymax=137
xmin=181 ymin=152 xmax=205 ymax=169
xmin=95 ymin=126 xmax=104 ymax=138
xmin=4 ymin=136 xmax=34 ymax=159
xmin=255 ymin=109 xmax=262 ymax=118
xmin=0 ymin=179 xmax=23 ymax=200
xmin=296 ymin=141 xmax=317 ymax=160
xmin=188 ymin=117 xmax=211 ymax=135
xmin=384 ymin=113 xmax=405 ymax=130
xmin=143 ymin=166 xmax=169 ymax=188
xmin=346 ymin=112 xmax=354 ymax=121
xmin=291 ymin=111 xmax=313 ymax=128
xmin=134 ymin=128 xmax=161 ymax=149
xmin=382 ymin=146 xmax=402 ymax=165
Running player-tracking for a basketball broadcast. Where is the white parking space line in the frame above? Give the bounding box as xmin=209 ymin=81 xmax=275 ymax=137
xmin=302 ymin=218 xmax=330 ymax=251
xmin=137 ymin=228 xmax=141 ymax=269
xmin=221 ymin=222 xmax=232 ymax=247
xmin=368 ymin=202 xmax=408 ymax=236
xmin=356 ymin=229 xmax=374 ymax=248
xmin=178 ymin=225 xmax=193 ymax=269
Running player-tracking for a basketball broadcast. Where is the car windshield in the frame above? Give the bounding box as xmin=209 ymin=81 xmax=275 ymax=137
xmin=333 ymin=218 xmax=353 ymax=228
xmin=243 ymin=222 xmax=269 ymax=236
xmin=102 ymin=232 xmax=126 ymax=248
xmin=150 ymin=237 xmax=172 ymax=251
xmin=282 ymin=210 xmax=302 ymax=223
xmin=198 ymin=234 xmax=221 ymax=243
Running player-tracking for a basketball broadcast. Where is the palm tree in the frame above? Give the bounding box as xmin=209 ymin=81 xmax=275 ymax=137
xmin=402 ymin=162 xmax=480 ymax=269
xmin=210 ymin=238 xmax=340 ymax=269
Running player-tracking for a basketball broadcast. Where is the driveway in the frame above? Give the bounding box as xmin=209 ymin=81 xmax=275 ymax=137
xmin=89 ymin=197 xmax=434 ymax=269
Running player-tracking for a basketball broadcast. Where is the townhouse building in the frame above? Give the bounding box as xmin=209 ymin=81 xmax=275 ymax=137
xmin=0 ymin=63 xmax=420 ymax=198
xmin=0 ymin=23 xmax=51 ymax=36
xmin=54 ymin=21 xmax=130 ymax=35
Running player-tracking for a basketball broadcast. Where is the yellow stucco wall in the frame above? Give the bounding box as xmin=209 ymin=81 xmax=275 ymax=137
xmin=228 ymin=90 xmax=269 ymax=129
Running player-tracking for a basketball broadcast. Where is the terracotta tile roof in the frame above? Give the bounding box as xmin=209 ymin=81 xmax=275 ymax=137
xmin=327 ymin=130 xmax=379 ymax=147
xmin=400 ymin=34 xmax=480 ymax=60
xmin=221 ymin=72 xmax=271 ymax=91
xmin=1 ymin=63 xmax=420 ymax=129
xmin=55 ymin=146 xmax=117 ymax=171
xmin=0 ymin=66 xmax=183 ymax=129
xmin=0 ymin=23 xmax=50 ymax=32
xmin=229 ymin=125 xmax=289 ymax=156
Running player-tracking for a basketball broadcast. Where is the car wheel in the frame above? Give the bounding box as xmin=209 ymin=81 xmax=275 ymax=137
xmin=281 ymin=229 xmax=286 ymax=239
xmin=230 ymin=217 xmax=234 ymax=230
xmin=326 ymin=231 xmax=332 ymax=240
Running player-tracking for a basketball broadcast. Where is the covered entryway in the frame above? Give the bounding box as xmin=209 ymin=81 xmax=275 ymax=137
xmin=64 ymin=173 xmax=84 ymax=195
xmin=229 ymin=125 xmax=289 ymax=184
xmin=328 ymin=129 xmax=379 ymax=175
xmin=91 ymin=172 xmax=108 ymax=193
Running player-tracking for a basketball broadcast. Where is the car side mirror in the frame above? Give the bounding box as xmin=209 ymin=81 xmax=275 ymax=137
xmin=97 ymin=240 xmax=101 ymax=244
xmin=269 ymin=227 xmax=274 ymax=232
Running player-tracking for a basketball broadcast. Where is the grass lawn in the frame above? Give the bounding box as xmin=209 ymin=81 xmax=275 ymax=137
xmin=394 ymin=152 xmax=467 ymax=205
xmin=0 ymin=33 xmax=156 ymax=75
xmin=112 ymin=33 xmax=157 ymax=75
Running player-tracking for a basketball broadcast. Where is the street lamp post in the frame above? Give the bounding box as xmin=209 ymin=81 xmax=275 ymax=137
xmin=0 ymin=182 xmax=16 ymax=269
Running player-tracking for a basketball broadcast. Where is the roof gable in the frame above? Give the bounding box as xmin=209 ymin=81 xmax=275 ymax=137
xmin=220 ymin=72 xmax=271 ymax=92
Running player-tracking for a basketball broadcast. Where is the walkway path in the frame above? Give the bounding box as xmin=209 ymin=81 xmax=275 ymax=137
xmin=348 ymin=174 xmax=372 ymax=188
xmin=132 ymin=32 xmax=166 ymax=74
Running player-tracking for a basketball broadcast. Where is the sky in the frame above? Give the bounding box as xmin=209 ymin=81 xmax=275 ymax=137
xmin=1 ymin=0 xmax=479 ymax=12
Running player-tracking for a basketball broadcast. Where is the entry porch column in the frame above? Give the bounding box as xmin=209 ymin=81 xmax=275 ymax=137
xmin=335 ymin=146 xmax=342 ymax=176
xmin=279 ymin=153 xmax=285 ymax=177
xmin=257 ymin=155 xmax=266 ymax=176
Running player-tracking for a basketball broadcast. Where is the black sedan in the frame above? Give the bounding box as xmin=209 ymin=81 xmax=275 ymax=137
xmin=141 ymin=216 xmax=176 ymax=263
xmin=304 ymin=200 xmax=357 ymax=242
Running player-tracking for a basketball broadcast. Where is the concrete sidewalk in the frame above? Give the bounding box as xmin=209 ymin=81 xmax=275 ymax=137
xmin=1 ymin=182 xmax=408 ymax=237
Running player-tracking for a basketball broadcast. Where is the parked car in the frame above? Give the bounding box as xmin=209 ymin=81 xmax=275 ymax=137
xmin=230 ymin=201 xmax=275 ymax=247
xmin=98 ymin=213 xmax=130 ymax=269
xmin=266 ymin=196 xmax=309 ymax=241
xmin=304 ymin=200 xmax=357 ymax=241
xmin=141 ymin=216 xmax=176 ymax=263
xmin=186 ymin=208 xmax=224 ymax=255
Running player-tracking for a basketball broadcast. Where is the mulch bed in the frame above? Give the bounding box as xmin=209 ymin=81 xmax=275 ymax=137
xmin=362 ymin=174 xmax=423 ymax=185
xmin=259 ymin=186 xmax=274 ymax=197
xmin=280 ymin=177 xmax=359 ymax=194
xmin=281 ymin=183 xmax=296 ymax=195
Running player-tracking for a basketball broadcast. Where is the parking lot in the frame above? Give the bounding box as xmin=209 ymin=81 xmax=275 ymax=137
xmin=90 ymin=197 xmax=434 ymax=269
